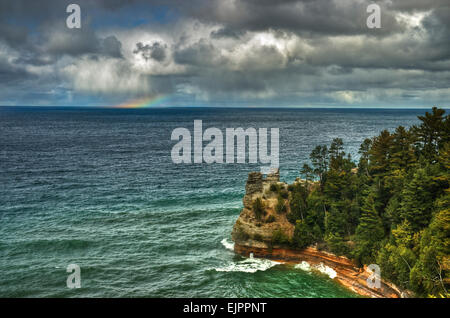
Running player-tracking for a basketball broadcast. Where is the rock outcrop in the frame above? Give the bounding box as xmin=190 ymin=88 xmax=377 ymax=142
xmin=232 ymin=169 xmax=294 ymax=248
xmin=231 ymin=170 xmax=406 ymax=298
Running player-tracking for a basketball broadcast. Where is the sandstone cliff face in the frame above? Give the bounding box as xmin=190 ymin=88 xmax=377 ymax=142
xmin=231 ymin=170 xmax=406 ymax=298
xmin=232 ymin=169 xmax=294 ymax=249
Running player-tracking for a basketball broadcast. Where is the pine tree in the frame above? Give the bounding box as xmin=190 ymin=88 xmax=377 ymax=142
xmin=293 ymin=220 xmax=315 ymax=249
xmin=412 ymin=107 xmax=447 ymax=163
xmin=358 ymin=138 xmax=372 ymax=179
xmin=300 ymin=163 xmax=314 ymax=182
xmin=329 ymin=138 xmax=345 ymax=171
xmin=292 ymin=108 xmax=449 ymax=296
xmin=390 ymin=126 xmax=416 ymax=172
xmin=369 ymin=130 xmax=394 ymax=178
xmin=310 ymin=145 xmax=328 ymax=189
xmin=354 ymin=194 xmax=385 ymax=264
xmin=399 ymin=167 xmax=441 ymax=231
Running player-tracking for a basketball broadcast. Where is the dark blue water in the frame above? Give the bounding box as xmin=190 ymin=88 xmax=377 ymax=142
xmin=0 ymin=107 xmax=423 ymax=297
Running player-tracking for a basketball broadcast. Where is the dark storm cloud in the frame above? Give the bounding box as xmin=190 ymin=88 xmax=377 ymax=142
xmin=0 ymin=23 xmax=28 ymax=49
xmin=133 ymin=41 xmax=167 ymax=62
xmin=174 ymin=40 xmax=220 ymax=66
xmin=387 ymin=0 xmax=450 ymax=12
xmin=210 ymin=27 xmax=245 ymax=39
xmin=188 ymin=0 xmax=403 ymax=37
xmin=38 ymin=20 xmax=123 ymax=58
xmin=101 ymin=36 xmax=123 ymax=58
xmin=0 ymin=0 xmax=449 ymax=106
xmin=0 ymin=57 xmax=34 ymax=82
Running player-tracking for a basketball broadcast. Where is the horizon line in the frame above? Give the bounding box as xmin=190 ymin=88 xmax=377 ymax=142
xmin=1 ymin=105 xmax=449 ymax=110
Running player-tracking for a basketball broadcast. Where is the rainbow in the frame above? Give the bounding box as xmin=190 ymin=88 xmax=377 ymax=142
xmin=113 ymin=95 xmax=169 ymax=108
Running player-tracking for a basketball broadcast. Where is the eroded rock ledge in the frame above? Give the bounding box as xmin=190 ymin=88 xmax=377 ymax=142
xmin=231 ymin=170 xmax=407 ymax=298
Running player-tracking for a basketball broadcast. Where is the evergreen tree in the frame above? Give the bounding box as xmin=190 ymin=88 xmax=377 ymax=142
xmin=329 ymin=138 xmax=345 ymax=171
xmin=399 ymin=166 xmax=441 ymax=231
xmin=354 ymin=194 xmax=385 ymax=264
xmin=300 ymin=163 xmax=314 ymax=182
xmin=358 ymin=138 xmax=372 ymax=178
xmin=369 ymin=130 xmax=393 ymax=178
xmin=291 ymin=108 xmax=449 ymax=296
xmin=310 ymin=145 xmax=328 ymax=189
xmin=288 ymin=183 xmax=308 ymax=223
xmin=293 ymin=220 xmax=315 ymax=249
xmin=390 ymin=126 xmax=416 ymax=172
xmin=412 ymin=107 xmax=448 ymax=163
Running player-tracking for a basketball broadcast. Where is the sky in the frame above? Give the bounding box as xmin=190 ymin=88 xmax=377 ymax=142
xmin=0 ymin=0 xmax=449 ymax=108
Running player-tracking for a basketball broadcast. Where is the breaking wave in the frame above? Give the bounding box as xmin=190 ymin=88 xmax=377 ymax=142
xmin=295 ymin=261 xmax=337 ymax=279
xmin=314 ymin=263 xmax=337 ymax=279
xmin=215 ymin=257 xmax=281 ymax=273
xmin=221 ymin=238 xmax=234 ymax=251
xmin=294 ymin=261 xmax=311 ymax=272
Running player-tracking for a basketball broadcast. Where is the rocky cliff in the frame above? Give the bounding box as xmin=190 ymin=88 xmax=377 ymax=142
xmin=232 ymin=169 xmax=294 ymax=248
xmin=231 ymin=170 xmax=407 ymax=298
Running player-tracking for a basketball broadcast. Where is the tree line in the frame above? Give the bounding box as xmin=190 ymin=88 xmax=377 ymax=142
xmin=285 ymin=107 xmax=449 ymax=297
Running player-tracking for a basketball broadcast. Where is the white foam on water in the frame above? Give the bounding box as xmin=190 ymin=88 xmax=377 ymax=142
xmin=217 ymin=238 xmax=282 ymax=273
xmin=294 ymin=261 xmax=311 ymax=272
xmin=221 ymin=238 xmax=234 ymax=251
xmin=314 ymin=262 xmax=337 ymax=279
xmin=215 ymin=257 xmax=282 ymax=273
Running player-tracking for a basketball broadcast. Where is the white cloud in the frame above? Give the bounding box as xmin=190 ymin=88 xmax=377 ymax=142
xmin=62 ymin=56 xmax=150 ymax=95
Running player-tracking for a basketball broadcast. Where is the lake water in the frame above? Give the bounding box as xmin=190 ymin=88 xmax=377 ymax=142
xmin=0 ymin=107 xmax=423 ymax=297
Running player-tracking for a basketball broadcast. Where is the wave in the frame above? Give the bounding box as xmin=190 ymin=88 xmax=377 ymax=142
xmin=215 ymin=257 xmax=281 ymax=273
xmin=294 ymin=261 xmax=311 ymax=272
xmin=294 ymin=261 xmax=337 ymax=279
xmin=217 ymin=239 xmax=281 ymax=273
xmin=314 ymin=263 xmax=337 ymax=279
xmin=221 ymin=238 xmax=234 ymax=251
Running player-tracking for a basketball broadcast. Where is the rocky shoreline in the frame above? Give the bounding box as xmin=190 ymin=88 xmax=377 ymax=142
xmin=231 ymin=170 xmax=408 ymax=298
xmin=234 ymin=243 xmax=404 ymax=298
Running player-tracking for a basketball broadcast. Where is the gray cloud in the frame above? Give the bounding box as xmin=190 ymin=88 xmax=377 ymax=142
xmin=189 ymin=0 xmax=404 ymax=37
xmin=40 ymin=21 xmax=123 ymax=58
xmin=210 ymin=27 xmax=246 ymax=39
xmin=133 ymin=41 xmax=167 ymax=62
xmin=174 ymin=40 xmax=220 ymax=67
xmin=0 ymin=0 xmax=449 ymax=106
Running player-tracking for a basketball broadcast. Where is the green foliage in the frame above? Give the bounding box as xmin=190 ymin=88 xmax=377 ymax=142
xmin=293 ymin=220 xmax=318 ymax=249
xmin=325 ymin=204 xmax=346 ymax=237
xmin=399 ymin=166 xmax=442 ymax=231
xmin=358 ymin=138 xmax=372 ymax=179
xmin=329 ymin=138 xmax=345 ymax=171
xmin=391 ymin=220 xmax=416 ymax=249
xmin=252 ymin=197 xmax=265 ymax=220
xmin=412 ymin=107 xmax=449 ymax=162
xmin=369 ymin=130 xmax=394 ymax=178
xmin=270 ymin=183 xmax=280 ymax=193
xmin=288 ymin=183 xmax=308 ymax=223
xmin=390 ymin=126 xmax=416 ymax=172
xmin=271 ymin=228 xmax=290 ymax=246
xmin=325 ymin=232 xmax=349 ymax=256
xmin=275 ymin=194 xmax=287 ymax=214
xmin=280 ymin=188 xmax=289 ymax=199
xmin=376 ymin=243 xmax=416 ymax=289
xmin=409 ymin=206 xmax=450 ymax=296
xmin=234 ymin=225 xmax=250 ymax=241
xmin=310 ymin=145 xmax=329 ymax=188
xmin=354 ymin=194 xmax=385 ymax=264
xmin=300 ymin=163 xmax=314 ymax=181
xmin=290 ymin=107 xmax=450 ymax=297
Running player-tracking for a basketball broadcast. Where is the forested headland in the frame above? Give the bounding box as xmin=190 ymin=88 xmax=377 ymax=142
xmin=279 ymin=107 xmax=449 ymax=297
